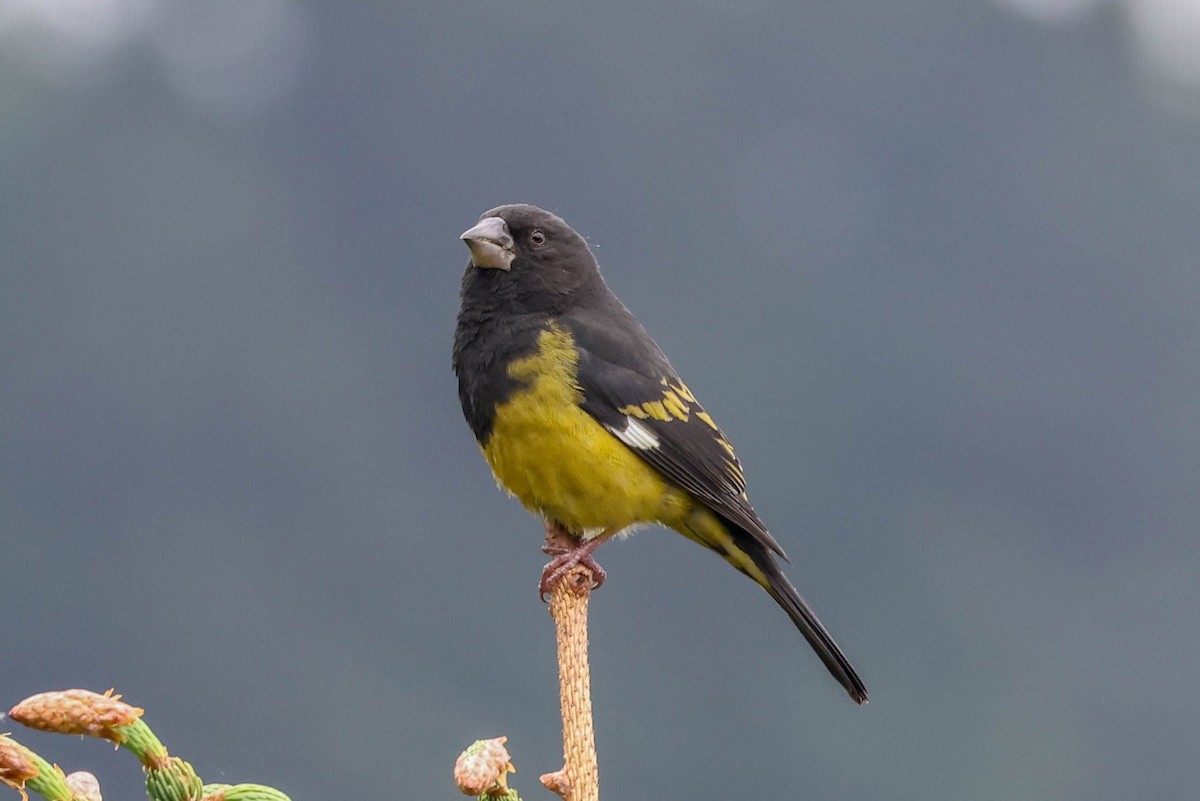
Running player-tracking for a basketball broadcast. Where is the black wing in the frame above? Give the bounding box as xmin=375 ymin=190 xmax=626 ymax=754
xmin=561 ymin=300 xmax=787 ymax=560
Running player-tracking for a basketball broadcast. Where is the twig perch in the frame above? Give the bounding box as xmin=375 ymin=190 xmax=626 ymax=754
xmin=452 ymin=531 xmax=602 ymax=801
xmin=539 ymin=563 xmax=599 ymax=801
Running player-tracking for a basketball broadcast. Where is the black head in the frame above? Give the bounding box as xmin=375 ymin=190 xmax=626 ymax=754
xmin=459 ymin=204 xmax=602 ymax=315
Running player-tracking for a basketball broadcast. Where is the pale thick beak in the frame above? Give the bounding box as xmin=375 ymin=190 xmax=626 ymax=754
xmin=460 ymin=216 xmax=515 ymax=270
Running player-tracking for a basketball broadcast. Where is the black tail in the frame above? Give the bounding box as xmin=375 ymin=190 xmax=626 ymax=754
xmin=683 ymin=510 xmax=868 ymax=703
xmin=762 ymin=560 xmax=869 ymax=704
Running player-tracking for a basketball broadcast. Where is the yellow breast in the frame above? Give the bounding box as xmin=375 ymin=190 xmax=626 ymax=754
xmin=481 ymin=325 xmax=688 ymax=535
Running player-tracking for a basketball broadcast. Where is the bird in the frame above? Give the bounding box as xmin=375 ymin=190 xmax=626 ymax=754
xmin=452 ymin=203 xmax=868 ymax=704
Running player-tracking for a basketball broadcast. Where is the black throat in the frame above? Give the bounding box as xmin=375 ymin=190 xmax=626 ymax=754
xmin=452 ymin=268 xmax=551 ymax=443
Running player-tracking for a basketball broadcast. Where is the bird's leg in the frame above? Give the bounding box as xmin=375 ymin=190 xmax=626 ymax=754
xmin=540 ymin=522 xmax=610 ymax=599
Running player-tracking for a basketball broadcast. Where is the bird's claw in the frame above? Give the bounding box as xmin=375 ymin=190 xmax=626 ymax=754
xmin=539 ymin=547 xmax=606 ymax=600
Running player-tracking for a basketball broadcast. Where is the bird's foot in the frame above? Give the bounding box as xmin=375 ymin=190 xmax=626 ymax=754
xmin=540 ymin=525 xmax=606 ymax=599
xmin=539 ymin=546 xmax=606 ymax=599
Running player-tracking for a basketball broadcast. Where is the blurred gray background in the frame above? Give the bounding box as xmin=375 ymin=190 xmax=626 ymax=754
xmin=3 ymin=1 xmax=1198 ymax=799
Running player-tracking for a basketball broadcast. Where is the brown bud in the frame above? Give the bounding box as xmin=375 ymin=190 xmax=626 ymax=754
xmin=9 ymin=689 xmax=144 ymax=744
xmin=0 ymin=736 xmax=39 ymax=801
xmin=65 ymin=771 xmax=103 ymax=801
xmin=539 ymin=767 xmax=572 ymax=799
xmin=453 ymin=737 xmax=514 ymax=796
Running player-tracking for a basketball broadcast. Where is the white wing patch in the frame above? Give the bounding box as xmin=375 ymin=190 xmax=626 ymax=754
xmin=606 ymin=416 xmax=660 ymax=450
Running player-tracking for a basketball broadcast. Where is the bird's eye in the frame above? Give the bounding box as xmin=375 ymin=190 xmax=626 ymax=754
xmin=529 ymin=230 xmax=546 ymax=246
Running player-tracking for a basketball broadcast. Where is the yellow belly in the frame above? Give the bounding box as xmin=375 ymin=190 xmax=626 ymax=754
xmin=479 ymin=324 xmax=771 ymax=587
xmin=481 ymin=325 xmax=689 ymax=534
